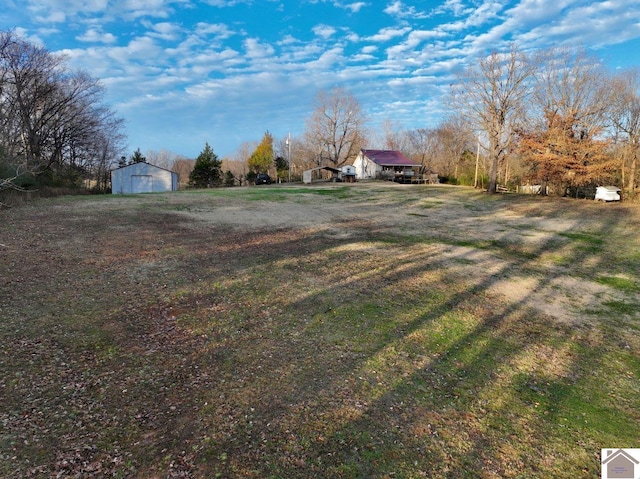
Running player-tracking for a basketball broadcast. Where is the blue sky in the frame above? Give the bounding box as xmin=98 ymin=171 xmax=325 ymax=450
xmin=4 ymin=0 xmax=640 ymax=159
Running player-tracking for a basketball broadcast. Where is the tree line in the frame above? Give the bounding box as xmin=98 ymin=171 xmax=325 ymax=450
xmin=2 ymin=28 xmax=638 ymax=199
xmin=0 ymin=31 xmax=126 ymax=197
xmin=177 ymin=42 xmax=638 ymax=198
xmin=452 ymin=45 xmax=640 ymax=196
xmin=215 ymin=46 xmax=639 ymax=198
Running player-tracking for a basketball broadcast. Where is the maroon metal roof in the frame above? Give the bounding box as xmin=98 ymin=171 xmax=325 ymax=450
xmin=362 ymin=149 xmax=419 ymax=167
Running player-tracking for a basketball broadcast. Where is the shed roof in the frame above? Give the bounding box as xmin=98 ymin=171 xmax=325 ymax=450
xmin=304 ymin=166 xmax=341 ymax=174
xmin=361 ymin=149 xmax=419 ymax=167
xmin=111 ymin=161 xmax=177 ymax=174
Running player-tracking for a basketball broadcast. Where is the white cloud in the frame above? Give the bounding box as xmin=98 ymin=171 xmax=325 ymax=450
xmin=277 ymin=35 xmax=298 ymax=46
xmin=76 ymin=28 xmax=117 ymax=44
xmin=12 ymin=0 xmax=640 ymax=158
xmin=384 ymin=29 xmax=450 ymax=61
xmin=367 ymin=26 xmax=411 ymax=43
xmin=195 ymin=22 xmax=235 ymax=42
xmin=244 ymin=38 xmax=275 ymax=59
xmin=24 ymin=0 xmax=182 ymax=23
xmin=13 ymin=27 xmax=47 ymax=47
xmin=283 ymin=42 xmax=325 ymax=62
xmin=430 ymin=0 xmax=472 ymax=17
xmin=464 ymin=0 xmax=640 ymax=53
xmin=35 ymin=10 xmax=67 ymax=23
xmin=338 ymin=1 xmax=367 ymax=13
xmin=145 ymin=21 xmax=183 ymax=40
xmin=169 ymin=47 xmax=243 ymax=78
xmin=384 ymin=0 xmax=427 ymax=19
xmin=26 ymin=0 xmax=108 ymax=18
xmin=312 ymin=25 xmax=338 ymax=39
xmin=440 ymin=1 xmax=505 ymax=33
xmin=303 ymin=46 xmax=345 ymax=71
xmin=201 ymin=0 xmax=251 ymax=6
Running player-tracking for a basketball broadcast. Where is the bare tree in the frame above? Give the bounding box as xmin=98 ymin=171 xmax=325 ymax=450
xmin=146 ymin=149 xmax=183 ymax=170
xmin=452 ymin=45 xmax=534 ymax=193
xmin=222 ymin=140 xmax=257 ymax=185
xmin=303 ymin=87 xmax=367 ymax=168
xmin=519 ymin=47 xmax=616 ymax=193
xmin=172 ymin=158 xmax=195 ymax=189
xmin=406 ymin=128 xmax=437 ymax=172
xmin=0 ymin=30 xmax=125 ymax=193
xmin=435 ymin=118 xmax=475 ymax=181
xmin=380 ymin=118 xmax=408 ymax=151
xmin=610 ymin=69 xmax=640 ymax=198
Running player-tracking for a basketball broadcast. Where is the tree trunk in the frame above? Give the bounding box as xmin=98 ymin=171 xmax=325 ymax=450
xmin=628 ymin=151 xmax=637 ymax=197
xmin=487 ymin=138 xmax=500 ymax=193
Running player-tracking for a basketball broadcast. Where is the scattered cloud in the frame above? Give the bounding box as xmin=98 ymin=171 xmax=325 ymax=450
xmin=312 ymin=24 xmax=338 ymax=39
xmin=76 ymin=28 xmax=117 ymax=43
xmin=143 ymin=21 xmax=183 ymax=41
xmin=336 ymin=1 xmax=368 ymax=13
xmin=201 ymin=0 xmax=252 ymax=6
xmin=244 ymin=37 xmax=276 ymax=59
xmin=35 ymin=10 xmax=67 ymax=24
xmin=430 ymin=0 xmax=473 ymax=17
xmin=5 ymin=0 xmax=640 ymax=157
xmin=367 ymin=26 xmax=411 ymax=43
xmin=384 ymin=0 xmax=428 ymax=19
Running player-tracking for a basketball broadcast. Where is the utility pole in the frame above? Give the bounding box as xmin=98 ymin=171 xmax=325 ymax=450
xmin=287 ymin=132 xmax=291 ymax=183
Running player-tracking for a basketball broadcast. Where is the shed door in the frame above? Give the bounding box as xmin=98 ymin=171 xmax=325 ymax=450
xmin=131 ymin=175 xmax=153 ymax=193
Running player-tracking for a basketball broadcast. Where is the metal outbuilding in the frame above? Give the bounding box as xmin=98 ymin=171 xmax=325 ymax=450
xmin=111 ymin=162 xmax=179 ymax=194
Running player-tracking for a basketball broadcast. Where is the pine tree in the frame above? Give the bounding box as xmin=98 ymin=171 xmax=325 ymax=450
xmin=189 ymin=142 xmax=222 ymax=188
xmin=275 ymin=155 xmax=288 ymax=180
xmin=129 ymin=148 xmax=146 ymax=164
xmin=224 ymin=170 xmax=235 ymax=187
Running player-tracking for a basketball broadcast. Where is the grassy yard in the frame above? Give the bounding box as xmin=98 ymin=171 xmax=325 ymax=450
xmin=1 ymin=184 xmax=639 ymax=478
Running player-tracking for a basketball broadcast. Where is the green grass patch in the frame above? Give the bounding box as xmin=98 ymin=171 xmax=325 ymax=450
xmin=603 ymin=300 xmax=639 ymax=315
xmin=558 ymin=231 xmax=604 ymax=246
xmin=596 ymin=276 xmax=640 ymax=292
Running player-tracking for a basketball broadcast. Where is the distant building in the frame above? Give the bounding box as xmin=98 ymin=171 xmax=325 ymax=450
xmin=352 ymin=149 xmax=421 ymax=182
xmin=111 ymin=162 xmax=179 ymax=194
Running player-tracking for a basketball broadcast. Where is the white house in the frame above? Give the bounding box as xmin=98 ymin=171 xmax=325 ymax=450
xmin=352 ymin=149 xmax=421 ymax=182
xmin=111 ymin=162 xmax=179 ymax=194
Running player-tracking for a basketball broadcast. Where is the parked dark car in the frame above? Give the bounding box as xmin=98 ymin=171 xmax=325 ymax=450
xmin=255 ymin=174 xmax=271 ymax=185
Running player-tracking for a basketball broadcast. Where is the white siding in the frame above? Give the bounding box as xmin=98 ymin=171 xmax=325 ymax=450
xmin=341 ymin=165 xmax=356 ymax=176
xmin=131 ymin=175 xmax=153 ymax=193
xmin=352 ymin=152 xmax=380 ymax=180
xmin=111 ymin=163 xmax=178 ymax=194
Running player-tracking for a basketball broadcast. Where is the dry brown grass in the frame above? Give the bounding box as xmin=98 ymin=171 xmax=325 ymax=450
xmin=1 ymin=184 xmax=638 ymax=478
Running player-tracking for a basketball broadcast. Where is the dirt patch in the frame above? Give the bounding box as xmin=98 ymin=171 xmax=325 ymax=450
xmin=157 ymin=184 xmax=636 ymax=326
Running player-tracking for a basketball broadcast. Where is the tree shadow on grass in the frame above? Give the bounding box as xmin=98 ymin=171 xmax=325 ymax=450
xmin=2 ymin=191 xmax=638 ymax=478
xmin=149 ymin=201 xmax=635 ymax=477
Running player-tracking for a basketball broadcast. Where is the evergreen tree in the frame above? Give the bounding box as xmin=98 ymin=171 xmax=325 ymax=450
xmin=129 ymin=148 xmax=146 ymax=164
xmin=274 ymin=155 xmax=288 ymax=182
xmin=224 ymin=170 xmax=235 ymax=187
xmin=189 ymin=142 xmax=222 ymax=188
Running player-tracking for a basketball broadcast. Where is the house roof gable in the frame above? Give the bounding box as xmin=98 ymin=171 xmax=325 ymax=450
xmin=361 ymin=149 xmax=419 ymax=167
xmin=602 ymin=449 xmax=640 ymax=465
